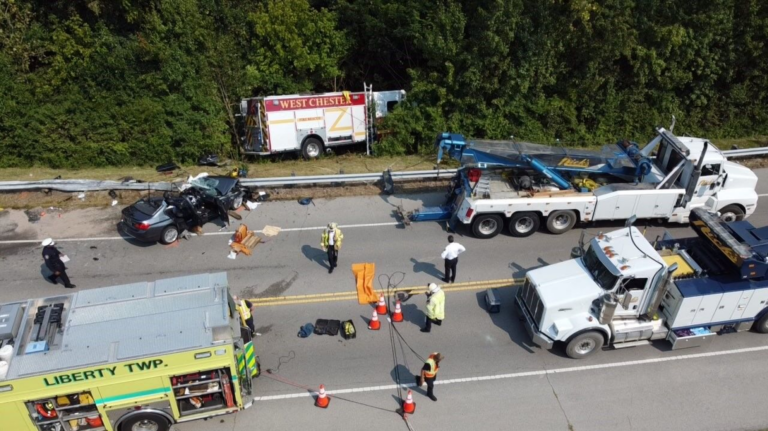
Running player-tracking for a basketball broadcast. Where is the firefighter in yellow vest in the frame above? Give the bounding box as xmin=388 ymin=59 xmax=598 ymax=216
xmin=233 ymin=295 xmax=256 ymax=336
xmin=421 ymin=283 xmax=445 ymax=333
xmin=320 ymin=222 xmax=344 ymax=274
xmin=419 ymin=352 xmax=444 ymax=401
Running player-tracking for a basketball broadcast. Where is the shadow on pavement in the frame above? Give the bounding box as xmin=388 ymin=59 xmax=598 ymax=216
xmin=301 ymin=244 xmax=329 ymax=269
xmin=410 ymin=257 xmax=443 ymax=279
xmin=475 ymin=289 xmax=536 ymax=354
xmin=400 ymin=303 xmax=425 ymax=328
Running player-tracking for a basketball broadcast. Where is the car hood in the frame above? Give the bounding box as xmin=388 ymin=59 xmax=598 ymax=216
xmin=723 ymin=160 xmax=758 ymax=191
xmin=527 ymin=259 xmax=603 ymax=308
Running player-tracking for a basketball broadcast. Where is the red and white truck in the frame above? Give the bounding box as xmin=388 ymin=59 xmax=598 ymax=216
xmin=239 ymin=85 xmax=405 ymax=159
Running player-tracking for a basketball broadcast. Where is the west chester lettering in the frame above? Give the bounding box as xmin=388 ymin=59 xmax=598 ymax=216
xmin=43 ymin=359 xmax=165 ymax=386
xmin=278 ymin=96 xmax=353 ymax=110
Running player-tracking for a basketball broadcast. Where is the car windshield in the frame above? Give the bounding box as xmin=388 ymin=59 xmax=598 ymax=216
xmin=190 ymin=177 xmax=221 ymax=197
xmin=582 ymin=246 xmax=619 ymax=290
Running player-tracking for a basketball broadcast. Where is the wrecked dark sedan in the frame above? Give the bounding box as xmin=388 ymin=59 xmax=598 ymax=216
xmin=119 ymin=176 xmax=248 ymax=244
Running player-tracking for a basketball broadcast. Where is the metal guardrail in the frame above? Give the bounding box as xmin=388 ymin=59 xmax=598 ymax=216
xmin=239 ymin=169 xmax=457 ymax=187
xmin=722 ymin=148 xmax=768 ymax=157
xmin=0 ymin=147 xmax=764 ymax=193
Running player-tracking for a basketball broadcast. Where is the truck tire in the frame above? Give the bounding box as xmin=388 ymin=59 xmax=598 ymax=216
xmin=508 ymin=212 xmax=540 ymax=237
xmin=471 ymin=214 xmax=503 ymax=239
xmin=565 ymin=331 xmax=604 ymax=359
xmin=718 ymin=205 xmax=745 ymax=222
xmin=119 ymin=412 xmax=171 ymax=431
xmin=753 ymin=312 xmax=768 ymax=334
xmin=301 ymin=137 xmax=324 ymax=160
xmin=546 ymin=210 xmax=577 ymax=235
xmin=159 ymin=225 xmax=179 ymax=245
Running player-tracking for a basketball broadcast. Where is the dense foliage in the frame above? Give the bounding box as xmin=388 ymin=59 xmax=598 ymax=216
xmin=1 ymin=0 xmax=766 ymax=167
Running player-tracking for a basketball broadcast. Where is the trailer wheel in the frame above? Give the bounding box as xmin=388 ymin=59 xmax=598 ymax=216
xmin=471 ymin=214 xmax=503 ymax=239
xmin=546 ymin=210 xmax=577 ymax=235
xmin=565 ymin=331 xmax=604 ymax=359
xmin=301 ymin=137 xmax=324 ymax=160
xmin=508 ymin=212 xmax=540 ymax=237
xmin=718 ymin=205 xmax=745 ymax=223
xmin=754 ymin=313 xmax=768 ymax=334
xmin=119 ymin=412 xmax=171 ymax=431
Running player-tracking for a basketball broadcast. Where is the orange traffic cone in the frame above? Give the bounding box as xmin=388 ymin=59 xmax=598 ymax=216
xmin=392 ymin=300 xmax=403 ymax=323
xmin=368 ymin=309 xmax=380 ymax=330
xmin=402 ymin=390 xmax=416 ymax=414
xmin=315 ymin=385 xmax=330 ymax=408
xmin=376 ymin=294 xmax=387 ymax=315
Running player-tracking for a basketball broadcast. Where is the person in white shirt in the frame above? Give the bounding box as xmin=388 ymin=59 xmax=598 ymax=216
xmin=440 ymin=235 xmax=466 ymax=283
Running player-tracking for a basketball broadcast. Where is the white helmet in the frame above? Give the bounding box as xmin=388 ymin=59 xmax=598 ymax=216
xmin=428 ymin=283 xmax=440 ymax=293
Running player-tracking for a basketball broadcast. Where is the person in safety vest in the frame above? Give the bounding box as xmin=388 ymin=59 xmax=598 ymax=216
xmin=421 ymin=283 xmax=445 ymax=333
xmin=419 ymin=352 xmax=444 ymax=401
xmin=320 ymin=222 xmax=344 ymax=274
xmin=233 ymin=295 xmax=257 ymax=336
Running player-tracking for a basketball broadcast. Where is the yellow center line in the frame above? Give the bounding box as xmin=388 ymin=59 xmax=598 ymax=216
xmin=249 ymin=279 xmax=522 ymax=307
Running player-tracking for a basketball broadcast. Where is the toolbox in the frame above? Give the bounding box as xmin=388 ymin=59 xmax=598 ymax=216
xmin=314 ymin=319 xmax=329 ymax=335
xmin=326 ymin=320 xmax=341 ymax=336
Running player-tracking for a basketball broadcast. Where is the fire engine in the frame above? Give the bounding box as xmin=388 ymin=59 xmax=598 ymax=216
xmin=239 ymin=84 xmax=405 ymax=159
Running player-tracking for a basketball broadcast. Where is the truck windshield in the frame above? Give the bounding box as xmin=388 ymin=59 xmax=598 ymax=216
xmin=582 ymin=246 xmax=619 ymax=290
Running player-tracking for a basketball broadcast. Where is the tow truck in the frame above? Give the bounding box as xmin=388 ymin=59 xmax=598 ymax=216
xmin=398 ymin=122 xmax=758 ymax=238
xmin=516 ymin=208 xmax=768 ymax=359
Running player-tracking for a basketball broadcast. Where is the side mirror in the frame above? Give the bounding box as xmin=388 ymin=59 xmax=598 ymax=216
xmin=621 ymin=291 xmax=633 ymax=310
xmin=667 ymin=263 xmax=678 ymax=274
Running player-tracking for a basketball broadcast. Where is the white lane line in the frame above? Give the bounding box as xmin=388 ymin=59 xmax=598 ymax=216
xmin=758 ymin=193 xmax=768 ymax=197
xmin=0 ymin=221 xmax=401 ymax=245
xmin=253 ymin=345 xmax=768 ymax=401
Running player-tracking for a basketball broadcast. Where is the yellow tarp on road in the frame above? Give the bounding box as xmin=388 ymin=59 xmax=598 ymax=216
xmin=352 ymin=263 xmax=378 ymax=304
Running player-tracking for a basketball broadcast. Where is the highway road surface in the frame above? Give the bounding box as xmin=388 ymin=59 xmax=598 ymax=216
xmin=1 ymin=168 xmax=767 ymax=431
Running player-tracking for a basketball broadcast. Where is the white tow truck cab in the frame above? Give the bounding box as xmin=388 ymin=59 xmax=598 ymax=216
xmin=516 ymin=208 xmax=768 ymax=358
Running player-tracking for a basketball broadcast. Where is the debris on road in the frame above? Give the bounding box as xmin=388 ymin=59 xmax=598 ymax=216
xmin=229 ymin=224 xmax=261 ymax=256
xmin=352 ymin=263 xmax=377 ymax=304
xmin=261 ymin=225 xmax=281 ymax=237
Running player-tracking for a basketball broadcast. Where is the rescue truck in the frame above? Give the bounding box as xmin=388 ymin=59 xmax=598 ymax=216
xmin=0 ymin=273 xmax=259 ymax=431
xmin=239 ymin=84 xmax=405 ymax=159
xmin=516 ymin=209 xmax=768 ymax=359
xmin=400 ymin=123 xmax=759 ymax=238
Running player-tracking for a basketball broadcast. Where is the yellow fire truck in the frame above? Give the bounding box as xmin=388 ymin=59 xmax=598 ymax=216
xmin=0 ymin=272 xmax=258 ymax=431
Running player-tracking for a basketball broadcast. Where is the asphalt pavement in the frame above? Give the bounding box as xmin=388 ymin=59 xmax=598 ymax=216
xmin=1 ymin=168 xmax=767 ymax=431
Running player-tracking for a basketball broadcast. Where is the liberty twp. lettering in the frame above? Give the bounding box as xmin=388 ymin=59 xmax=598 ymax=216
xmin=43 ymin=359 xmax=165 ymax=387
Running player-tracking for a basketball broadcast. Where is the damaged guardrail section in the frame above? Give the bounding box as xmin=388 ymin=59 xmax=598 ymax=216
xmin=0 ymin=146 xmax=764 ymax=193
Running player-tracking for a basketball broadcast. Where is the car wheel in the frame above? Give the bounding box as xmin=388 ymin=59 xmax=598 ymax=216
xmin=231 ymin=195 xmax=244 ymax=210
xmin=718 ymin=205 xmax=745 ymax=223
xmin=119 ymin=412 xmax=171 ymax=431
xmin=546 ymin=210 xmax=577 ymax=234
xmin=159 ymin=225 xmax=179 ymax=245
xmin=508 ymin=212 xmax=540 ymax=237
xmin=565 ymin=332 xmax=604 ymax=359
xmin=471 ymin=214 xmax=503 ymax=239
xmin=301 ymin=137 xmax=324 ymax=160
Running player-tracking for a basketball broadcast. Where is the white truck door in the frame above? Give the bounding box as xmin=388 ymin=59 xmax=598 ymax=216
xmin=711 ymin=290 xmax=744 ymax=323
xmin=614 ymin=278 xmax=648 ymax=317
xmin=691 ymin=293 xmax=724 ymax=325
xmin=612 ymin=194 xmax=639 ymax=219
xmin=267 ymin=111 xmax=298 ymax=152
xmin=633 ymin=195 xmax=659 ymax=218
xmin=730 ymin=290 xmax=754 ymax=320
xmin=743 ymin=287 xmax=768 ymax=318
xmin=351 ymin=102 xmax=367 ymax=142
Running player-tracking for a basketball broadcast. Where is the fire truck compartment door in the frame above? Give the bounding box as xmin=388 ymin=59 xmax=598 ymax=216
xmin=267 ymin=112 xmax=298 ymax=151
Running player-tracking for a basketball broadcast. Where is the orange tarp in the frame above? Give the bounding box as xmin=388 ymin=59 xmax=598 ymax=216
xmin=352 ymin=263 xmax=378 ymax=304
